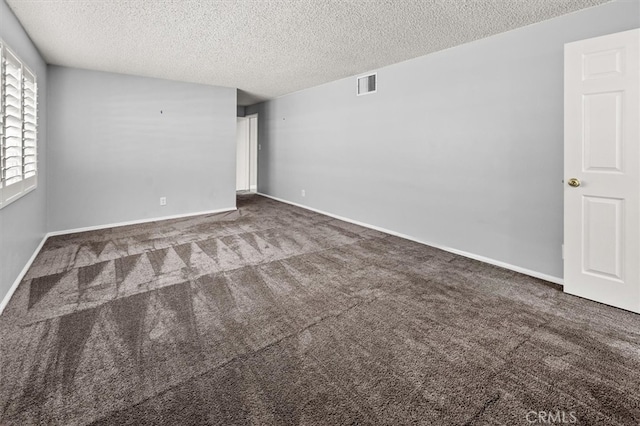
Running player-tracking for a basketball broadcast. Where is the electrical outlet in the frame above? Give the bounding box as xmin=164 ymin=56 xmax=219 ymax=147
xmin=301 ymin=189 xmax=305 ymax=197
xmin=160 ymin=197 xmax=167 ymax=206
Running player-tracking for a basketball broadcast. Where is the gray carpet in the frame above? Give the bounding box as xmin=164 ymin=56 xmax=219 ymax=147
xmin=1 ymin=194 xmax=639 ymax=425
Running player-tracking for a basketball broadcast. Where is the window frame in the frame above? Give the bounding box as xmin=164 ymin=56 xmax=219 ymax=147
xmin=0 ymin=39 xmax=38 ymax=210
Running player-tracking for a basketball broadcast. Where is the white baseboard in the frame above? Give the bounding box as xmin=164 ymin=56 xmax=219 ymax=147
xmin=47 ymin=207 xmax=237 ymax=237
xmin=258 ymin=193 xmax=564 ymax=286
xmin=0 ymin=234 xmax=49 ymax=315
xmin=1 ymin=196 xmax=564 ymax=316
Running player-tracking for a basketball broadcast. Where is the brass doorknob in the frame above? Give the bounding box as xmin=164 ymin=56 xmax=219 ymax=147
xmin=568 ymin=178 xmax=581 ymax=187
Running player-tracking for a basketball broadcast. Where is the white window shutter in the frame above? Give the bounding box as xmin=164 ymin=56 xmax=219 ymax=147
xmin=0 ymin=40 xmax=38 ymax=208
xmin=3 ymin=49 xmax=22 ymax=187
xmin=23 ymin=69 xmax=37 ymax=180
xmin=0 ymin=42 xmax=3 ymax=207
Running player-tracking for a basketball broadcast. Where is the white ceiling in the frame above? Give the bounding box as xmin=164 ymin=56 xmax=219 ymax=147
xmin=6 ymin=0 xmax=610 ymax=106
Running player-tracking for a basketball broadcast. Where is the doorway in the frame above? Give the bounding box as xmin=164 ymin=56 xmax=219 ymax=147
xmin=236 ymin=114 xmax=258 ymax=192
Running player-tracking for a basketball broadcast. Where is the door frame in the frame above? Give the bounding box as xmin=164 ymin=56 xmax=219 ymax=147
xmin=246 ymin=113 xmax=258 ymax=193
xmin=236 ymin=116 xmax=250 ymax=191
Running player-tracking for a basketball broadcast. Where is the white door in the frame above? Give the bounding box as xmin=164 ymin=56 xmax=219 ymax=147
xmin=564 ymin=28 xmax=640 ymax=313
xmin=236 ymin=117 xmax=249 ymax=191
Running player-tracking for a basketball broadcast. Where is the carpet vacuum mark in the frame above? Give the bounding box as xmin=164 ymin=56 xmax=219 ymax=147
xmin=1 ymin=194 xmax=639 ymax=425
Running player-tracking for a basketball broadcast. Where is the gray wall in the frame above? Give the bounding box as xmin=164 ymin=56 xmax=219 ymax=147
xmin=248 ymin=0 xmax=640 ymax=280
xmin=47 ymin=66 xmax=236 ymax=232
xmin=0 ymin=0 xmax=48 ymax=303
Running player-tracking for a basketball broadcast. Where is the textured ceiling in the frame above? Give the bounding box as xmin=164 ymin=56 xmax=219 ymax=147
xmin=6 ymin=0 xmax=611 ymax=106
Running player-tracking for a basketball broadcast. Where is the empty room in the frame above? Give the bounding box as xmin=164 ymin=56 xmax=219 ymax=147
xmin=1 ymin=0 xmax=639 ymax=424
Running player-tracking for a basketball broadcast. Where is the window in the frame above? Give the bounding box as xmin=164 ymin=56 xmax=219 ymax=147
xmin=1 ymin=40 xmax=38 ymax=209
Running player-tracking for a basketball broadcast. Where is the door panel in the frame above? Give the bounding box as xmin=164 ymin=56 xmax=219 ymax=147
xmin=564 ymin=28 xmax=639 ymax=313
xmin=582 ymin=196 xmax=623 ymax=281
xmin=582 ymin=48 xmax=623 ymax=80
xmin=583 ymin=91 xmax=622 ymax=172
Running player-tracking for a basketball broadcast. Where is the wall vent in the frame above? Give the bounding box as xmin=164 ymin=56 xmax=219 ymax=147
xmin=357 ymin=73 xmax=377 ymax=96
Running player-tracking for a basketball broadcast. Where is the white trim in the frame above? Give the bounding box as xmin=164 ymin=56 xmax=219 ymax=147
xmin=47 ymin=207 xmax=237 ymax=237
xmin=0 ymin=234 xmax=48 ymax=315
xmin=0 ymin=184 xmax=37 ymax=210
xmin=258 ymin=193 xmax=564 ymax=286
